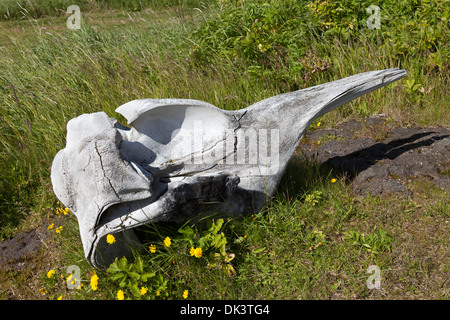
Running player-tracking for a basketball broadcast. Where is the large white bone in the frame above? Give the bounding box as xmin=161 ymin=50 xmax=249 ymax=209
xmin=51 ymin=68 xmax=406 ymax=268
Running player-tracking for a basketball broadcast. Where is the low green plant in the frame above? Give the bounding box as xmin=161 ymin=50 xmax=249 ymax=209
xmin=178 ymin=218 xmax=237 ymax=276
xmin=304 ymin=190 xmax=324 ymax=206
xmin=106 ymin=256 xmax=165 ymax=299
xmin=191 ymin=0 xmax=449 ymax=91
xmin=344 ymin=229 xmax=393 ymax=255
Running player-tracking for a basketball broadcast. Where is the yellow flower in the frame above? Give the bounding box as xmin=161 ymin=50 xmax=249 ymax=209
xmin=47 ymin=223 xmax=54 ymax=230
xmin=57 ymin=295 xmax=63 ymax=300
xmin=194 ymin=247 xmax=202 ymax=258
xmin=149 ymin=244 xmax=156 ymax=253
xmin=39 ymin=288 xmax=47 ymax=295
xmin=117 ymin=289 xmax=125 ymax=300
xmin=317 ymin=121 xmax=321 ymax=127
xmin=66 ymin=273 xmax=82 ymax=289
xmin=140 ymin=287 xmax=148 ymax=295
xmin=156 ymin=290 xmax=160 ymax=296
xmin=183 ymin=290 xmax=188 ymax=299
xmin=47 ymin=269 xmax=55 ymax=278
xmin=90 ymin=273 xmax=99 ymax=291
xmin=55 ymin=226 xmax=63 ymax=234
xmin=106 ymin=234 xmax=116 ymax=244
xmin=163 ymin=236 xmax=171 ymax=247
xmin=64 ymin=207 xmax=70 ymax=215
xmin=331 ymin=178 xmax=337 ymax=183
xmin=190 ymin=247 xmax=203 ymax=258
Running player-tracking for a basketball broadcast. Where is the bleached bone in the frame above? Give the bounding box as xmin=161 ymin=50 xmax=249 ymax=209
xmin=51 ymin=68 xmax=406 ymax=268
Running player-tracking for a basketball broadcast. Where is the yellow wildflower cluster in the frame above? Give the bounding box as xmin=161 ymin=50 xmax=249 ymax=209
xmin=44 ymin=267 xmax=101 ymax=299
xmin=56 ymin=207 xmax=70 ymax=215
xmin=66 ymin=273 xmax=83 ymax=290
xmin=47 ymin=223 xmax=63 ymax=234
xmin=116 ymin=287 xmax=147 ymax=300
xmin=47 ymin=206 xmax=70 ymax=235
xmin=189 ymin=247 xmax=203 ymax=258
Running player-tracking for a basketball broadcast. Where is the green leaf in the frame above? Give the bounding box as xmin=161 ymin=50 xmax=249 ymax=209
xmin=252 ymin=247 xmax=266 ymax=254
xmin=130 ymin=283 xmax=141 ymax=298
xmin=117 ymin=257 xmax=128 ymax=271
xmin=119 ymin=276 xmax=128 ymax=288
xmin=128 ymin=271 xmax=141 ymax=281
xmin=107 ymin=260 xmax=121 ymax=273
xmin=133 ymin=257 xmax=144 ymax=274
xmin=108 ymin=272 xmax=125 ymax=282
xmin=208 ymin=219 xmax=224 ymax=235
xmin=141 ymin=272 xmax=156 ymax=282
xmin=155 ymin=273 xmax=164 ymax=284
xmin=178 ymin=225 xmax=195 ymax=238
xmin=211 ymin=233 xmax=222 ymax=247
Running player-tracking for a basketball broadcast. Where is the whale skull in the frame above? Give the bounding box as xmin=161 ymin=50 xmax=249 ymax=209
xmin=51 ymin=68 xmax=406 ymax=268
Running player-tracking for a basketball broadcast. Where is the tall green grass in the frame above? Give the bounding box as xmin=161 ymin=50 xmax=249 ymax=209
xmin=0 ymin=8 xmax=272 ymax=237
xmin=0 ymin=0 xmax=208 ymax=20
xmin=0 ymin=1 xmax=448 ymax=238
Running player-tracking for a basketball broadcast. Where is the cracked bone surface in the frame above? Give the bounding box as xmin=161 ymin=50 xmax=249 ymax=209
xmin=51 ymin=68 xmax=406 ymax=268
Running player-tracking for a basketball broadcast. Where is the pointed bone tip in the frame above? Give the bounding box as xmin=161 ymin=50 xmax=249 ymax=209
xmin=388 ymin=67 xmax=407 ymax=76
xmin=354 ymin=68 xmax=407 ymax=81
xmin=378 ymin=68 xmax=407 ymax=81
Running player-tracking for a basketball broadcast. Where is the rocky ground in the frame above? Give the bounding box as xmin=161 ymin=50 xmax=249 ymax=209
xmin=0 ymin=226 xmax=49 ymax=271
xmin=1 ymin=116 xmax=449 ymax=274
xmin=298 ymin=117 xmax=449 ymax=196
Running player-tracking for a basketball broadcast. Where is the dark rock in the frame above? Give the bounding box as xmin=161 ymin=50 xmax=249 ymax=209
xmin=0 ymin=226 xmax=49 ymax=271
xmin=300 ymin=119 xmax=450 ymax=195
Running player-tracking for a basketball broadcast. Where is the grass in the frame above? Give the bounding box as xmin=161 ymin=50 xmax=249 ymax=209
xmin=0 ymin=1 xmax=448 ymax=300
xmin=3 ymin=156 xmax=447 ymax=300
